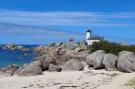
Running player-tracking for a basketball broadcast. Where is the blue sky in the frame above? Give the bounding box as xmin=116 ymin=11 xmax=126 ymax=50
xmin=0 ymin=0 xmax=135 ymax=44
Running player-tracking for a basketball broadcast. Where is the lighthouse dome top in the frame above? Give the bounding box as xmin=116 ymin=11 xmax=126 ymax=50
xmin=86 ymin=29 xmax=92 ymax=32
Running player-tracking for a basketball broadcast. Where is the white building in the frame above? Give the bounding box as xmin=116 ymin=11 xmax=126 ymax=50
xmin=86 ymin=29 xmax=104 ymax=45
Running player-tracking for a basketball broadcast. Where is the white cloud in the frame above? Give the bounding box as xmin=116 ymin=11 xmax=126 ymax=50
xmin=0 ymin=10 xmax=135 ymax=27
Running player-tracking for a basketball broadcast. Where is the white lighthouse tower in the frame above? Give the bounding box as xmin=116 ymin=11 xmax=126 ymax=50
xmin=86 ymin=29 xmax=92 ymax=45
xmin=85 ymin=28 xmax=104 ymax=45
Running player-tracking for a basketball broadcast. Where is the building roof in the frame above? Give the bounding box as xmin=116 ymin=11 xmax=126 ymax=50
xmin=87 ymin=36 xmax=104 ymax=40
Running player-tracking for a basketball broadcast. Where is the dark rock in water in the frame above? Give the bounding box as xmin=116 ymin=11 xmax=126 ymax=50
xmin=17 ymin=46 xmax=29 ymax=51
xmin=48 ymin=64 xmax=62 ymax=72
xmin=4 ymin=43 xmax=17 ymax=50
xmin=86 ymin=50 xmax=105 ymax=69
xmin=103 ymin=54 xmax=118 ymax=71
xmin=18 ymin=60 xmax=43 ymax=76
xmin=62 ymin=59 xmax=84 ymax=71
xmin=117 ymin=51 xmax=135 ymax=73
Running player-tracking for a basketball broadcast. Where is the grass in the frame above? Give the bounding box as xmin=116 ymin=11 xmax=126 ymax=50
xmin=125 ymin=78 xmax=135 ymax=87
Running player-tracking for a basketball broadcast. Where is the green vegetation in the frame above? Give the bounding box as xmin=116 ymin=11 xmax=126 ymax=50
xmin=89 ymin=40 xmax=135 ymax=55
xmin=125 ymin=78 xmax=135 ymax=87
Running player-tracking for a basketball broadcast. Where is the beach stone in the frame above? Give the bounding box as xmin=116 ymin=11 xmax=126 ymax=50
xmin=19 ymin=60 xmax=43 ymax=76
xmin=103 ymin=54 xmax=118 ymax=71
xmin=62 ymin=59 xmax=84 ymax=71
xmin=117 ymin=51 xmax=135 ymax=73
xmin=86 ymin=50 xmax=105 ymax=69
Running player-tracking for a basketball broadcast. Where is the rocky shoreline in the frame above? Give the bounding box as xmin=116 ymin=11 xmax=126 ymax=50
xmin=0 ymin=42 xmax=135 ymax=89
xmin=0 ymin=41 xmax=135 ymax=77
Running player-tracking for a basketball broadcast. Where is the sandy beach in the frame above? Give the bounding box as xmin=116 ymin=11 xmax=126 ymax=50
xmin=0 ymin=69 xmax=134 ymax=89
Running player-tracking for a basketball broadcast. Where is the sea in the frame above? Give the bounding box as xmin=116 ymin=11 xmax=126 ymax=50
xmin=0 ymin=45 xmax=38 ymax=67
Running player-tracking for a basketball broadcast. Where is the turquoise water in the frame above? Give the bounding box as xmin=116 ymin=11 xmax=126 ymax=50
xmin=0 ymin=45 xmax=36 ymax=67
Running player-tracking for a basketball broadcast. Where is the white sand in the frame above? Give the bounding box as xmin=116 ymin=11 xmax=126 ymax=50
xmin=0 ymin=70 xmax=134 ymax=89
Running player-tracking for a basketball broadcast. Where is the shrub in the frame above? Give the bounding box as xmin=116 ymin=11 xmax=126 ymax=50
xmin=89 ymin=40 xmax=135 ymax=55
xmin=125 ymin=78 xmax=135 ymax=87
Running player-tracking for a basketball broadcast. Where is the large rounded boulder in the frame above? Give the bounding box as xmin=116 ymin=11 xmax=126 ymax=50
xmin=62 ymin=59 xmax=84 ymax=71
xmin=37 ymin=55 xmax=57 ymax=70
xmin=103 ymin=54 xmax=118 ymax=71
xmin=86 ymin=50 xmax=105 ymax=69
xmin=18 ymin=60 xmax=43 ymax=76
xmin=117 ymin=51 xmax=135 ymax=73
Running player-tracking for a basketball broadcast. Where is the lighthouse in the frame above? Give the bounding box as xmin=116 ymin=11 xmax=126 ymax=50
xmin=86 ymin=28 xmax=104 ymax=45
xmin=86 ymin=29 xmax=92 ymax=44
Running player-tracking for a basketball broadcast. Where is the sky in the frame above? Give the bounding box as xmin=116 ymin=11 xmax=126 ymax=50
xmin=0 ymin=0 xmax=135 ymax=44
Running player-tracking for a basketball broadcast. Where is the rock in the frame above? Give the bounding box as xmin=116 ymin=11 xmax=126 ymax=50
xmin=0 ymin=69 xmax=11 ymax=77
xmin=4 ymin=43 xmax=17 ymax=50
xmin=36 ymin=55 xmax=57 ymax=70
xmin=14 ymin=64 xmax=29 ymax=76
xmin=48 ymin=64 xmax=62 ymax=72
xmin=59 ymin=54 xmax=71 ymax=65
xmin=48 ymin=43 xmax=56 ymax=47
xmin=34 ymin=46 xmax=48 ymax=56
xmin=117 ymin=51 xmax=135 ymax=73
xmin=103 ymin=54 xmax=118 ymax=71
xmin=62 ymin=59 xmax=84 ymax=71
xmin=5 ymin=64 xmax=19 ymax=75
xmin=3 ymin=43 xmax=28 ymax=51
xmin=86 ymin=50 xmax=105 ymax=69
xmin=18 ymin=60 xmax=43 ymax=76
xmin=64 ymin=42 xmax=79 ymax=50
xmin=0 ymin=64 xmax=19 ymax=77
xmin=34 ymin=42 xmax=89 ymax=66
xmin=78 ymin=41 xmax=87 ymax=51
xmin=17 ymin=46 xmax=28 ymax=51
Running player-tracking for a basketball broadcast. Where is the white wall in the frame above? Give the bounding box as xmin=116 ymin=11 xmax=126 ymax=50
xmin=86 ymin=32 xmax=91 ymax=42
xmin=87 ymin=40 xmax=100 ymax=45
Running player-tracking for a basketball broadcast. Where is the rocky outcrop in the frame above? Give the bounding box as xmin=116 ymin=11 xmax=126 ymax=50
xmin=3 ymin=43 xmax=28 ymax=51
xmin=117 ymin=51 xmax=135 ymax=73
xmin=34 ymin=42 xmax=89 ymax=65
xmin=18 ymin=60 xmax=43 ymax=76
xmin=62 ymin=59 xmax=84 ymax=71
xmin=86 ymin=50 xmax=105 ymax=69
xmin=103 ymin=54 xmax=118 ymax=71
